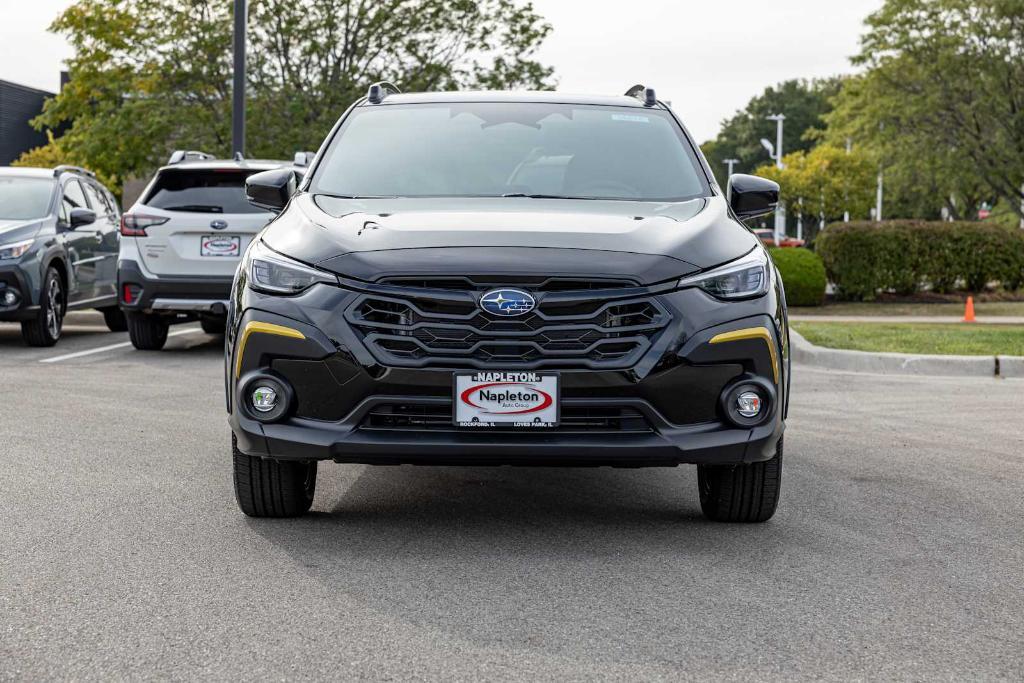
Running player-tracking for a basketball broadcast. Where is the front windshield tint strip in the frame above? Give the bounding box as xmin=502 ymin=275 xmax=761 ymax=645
xmin=0 ymin=176 xmax=55 ymax=221
xmin=310 ymin=103 xmax=710 ymax=202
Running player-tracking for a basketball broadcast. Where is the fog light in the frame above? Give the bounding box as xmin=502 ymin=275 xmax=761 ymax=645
xmin=736 ymin=391 xmax=762 ymax=418
xmin=251 ymin=385 xmax=278 ymax=413
xmin=2 ymin=290 xmax=18 ymax=306
xmin=719 ymin=379 xmax=775 ymax=428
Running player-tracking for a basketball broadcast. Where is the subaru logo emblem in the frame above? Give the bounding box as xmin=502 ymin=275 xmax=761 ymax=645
xmin=479 ymin=288 xmax=536 ymax=317
xmin=210 ymin=219 xmax=229 ymax=230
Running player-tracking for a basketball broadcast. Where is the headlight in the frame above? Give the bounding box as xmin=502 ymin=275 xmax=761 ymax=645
xmin=0 ymin=239 xmax=35 ymax=260
xmin=677 ymin=248 xmax=769 ymax=300
xmin=246 ymin=240 xmax=337 ymax=295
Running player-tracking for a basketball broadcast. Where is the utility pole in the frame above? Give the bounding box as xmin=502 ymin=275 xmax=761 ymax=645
xmin=766 ymin=114 xmax=786 ymax=243
xmin=723 ymin=159 xmax=739 ymax=177
xmin=232 ymin=0 xmax=246 ymax=159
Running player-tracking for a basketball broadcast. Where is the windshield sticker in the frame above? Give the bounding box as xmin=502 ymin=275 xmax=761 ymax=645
xmin=612 ymin=114 xmax=650 ymax=123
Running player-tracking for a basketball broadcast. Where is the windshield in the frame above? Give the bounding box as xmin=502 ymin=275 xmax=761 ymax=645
xmin=143 ymin=169 xmax=266 ymax=214
xmin=0 ymin=176 xmax=54 ymax=220
xmin=311 ymin=102 xmax=709 ymax=201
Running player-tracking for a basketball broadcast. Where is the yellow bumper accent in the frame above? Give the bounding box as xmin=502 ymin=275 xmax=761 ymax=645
xmin=235 ymin=321 xmax=306 ymax=378
xmin=709 ymin=326 xmax=779 ymax=383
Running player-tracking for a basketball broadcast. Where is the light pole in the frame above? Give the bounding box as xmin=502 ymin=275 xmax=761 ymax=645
xmin=766 ymin=114 xmax=786 ymax=243
xmin=844 ymin=138 xmax=851 ymax=222
xmin=723 ymin=158 xmax=739 ymax=177
xmin=874 ymin=122 xmax=884 ymax=223
xmin=875 ymin=169 xmax=884 ymax=222
xmin=232 ymin=0 xmax=246 ymax=159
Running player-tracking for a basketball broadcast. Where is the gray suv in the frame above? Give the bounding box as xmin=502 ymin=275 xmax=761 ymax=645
xmin=0 ymin=166 xmax=123 ymax=346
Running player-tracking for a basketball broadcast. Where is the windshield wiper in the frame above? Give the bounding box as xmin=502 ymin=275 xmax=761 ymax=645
xmin=163 ymin=204 xmax=224 ymax=213
xmin=501 ymin=193 xmax=597 ymax=200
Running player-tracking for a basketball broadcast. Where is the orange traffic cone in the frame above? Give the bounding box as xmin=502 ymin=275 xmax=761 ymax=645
xmin=962 ymin=296 xmax=976 ymax=323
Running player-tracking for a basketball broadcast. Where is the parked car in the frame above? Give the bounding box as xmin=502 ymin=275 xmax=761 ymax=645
xmin=0 ymin=165 xmax=124 ymax=346
xmin=227 ymin=84 xmax=789 ymax=522
xmin=118 ymin=151 xmax=305 ymax=350
xmin=753 ymin=228 xmax=805 ymax=248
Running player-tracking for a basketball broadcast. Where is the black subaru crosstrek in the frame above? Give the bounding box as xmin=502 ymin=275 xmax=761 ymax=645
xmin=227 ymin=85 xmax=789 ymax=522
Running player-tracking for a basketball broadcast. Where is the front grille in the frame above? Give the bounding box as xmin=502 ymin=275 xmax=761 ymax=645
xmin=346 ymin=278 xmax=671 ymax=370
xmin=378 ymin=275 xmax=635 ymax=292
xmin=362 ymin=403 xmax=653 ymax=433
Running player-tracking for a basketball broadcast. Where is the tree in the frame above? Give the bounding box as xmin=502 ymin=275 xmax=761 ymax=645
xmin=24 ymin=0 xmax=555 ymax=190
xmin=12 ymin=131 xmax=117 ymax=190
xmin=755 ymin=145 xmax=876 ymax=239
xmin=701 ymin=78 xmax=842 ymax=187
xmin=822 ymin=0 xmax=1024 ymax=221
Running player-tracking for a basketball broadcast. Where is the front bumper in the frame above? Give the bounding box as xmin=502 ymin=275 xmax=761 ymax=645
xmin=118 ymin=259 xmax=232 ymax=315
xmin=227 ymin=280 xmax=788 ymax=467
xmin=0 ymin=263 xmax=36 ymax=321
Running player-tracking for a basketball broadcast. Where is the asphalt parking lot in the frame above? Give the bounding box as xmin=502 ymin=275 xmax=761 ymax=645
xmin=2 ymin=312 xmax=1022 ymax=681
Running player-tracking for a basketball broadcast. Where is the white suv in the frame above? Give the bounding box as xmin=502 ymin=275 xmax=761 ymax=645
xmin=118 ymin=151 xmax=305 ymax=349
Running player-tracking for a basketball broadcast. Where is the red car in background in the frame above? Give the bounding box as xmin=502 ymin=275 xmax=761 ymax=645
xmin=753 ymin=229 xmax=805 ymax=248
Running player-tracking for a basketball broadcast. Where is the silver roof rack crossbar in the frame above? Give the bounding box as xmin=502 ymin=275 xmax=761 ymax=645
xmin=624 ymin=84 xmax=658 ymax=107
xmin=167 ymin=150 xmax=214 ymax=165
xmin=367 ymin=81 xmax=402 ymax=104
xmin=53 ymin=165 xmax=96 ymax=178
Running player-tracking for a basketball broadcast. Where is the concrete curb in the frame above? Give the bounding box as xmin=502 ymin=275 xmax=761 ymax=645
xmin=790 ymin=329 xmax=1024 ymax=378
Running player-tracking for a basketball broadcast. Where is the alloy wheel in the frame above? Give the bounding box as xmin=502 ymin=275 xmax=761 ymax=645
xmin=45 ymin=276 xmax=63 ymax=340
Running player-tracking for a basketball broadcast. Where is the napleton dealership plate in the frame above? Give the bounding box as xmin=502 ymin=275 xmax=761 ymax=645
xmin=200 ymin=234 xmax=241 ymax=257
xmin=454 ymin=372 xmax=560 ymax=428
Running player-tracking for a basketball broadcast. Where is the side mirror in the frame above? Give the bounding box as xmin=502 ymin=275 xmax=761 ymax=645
xmin=246 ymin=168 xmax=297 ymax=213
xmin=726 ymin=174 xmax=779 ymax=220
xmin=68 ymin=207 xmax=96 ymax=229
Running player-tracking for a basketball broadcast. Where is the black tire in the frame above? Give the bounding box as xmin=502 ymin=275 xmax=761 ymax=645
xmin=21 ymin=267 xmax=64 ymax=347
xmin=200 ymin=316 xmax=226 ymax=335
xmin=127 ymin=312 xmax=169 ymax=350
xmin=698 ymin=437 xmax=783 ymax=523
xmin=233 ymin=435 xmax=316 ymax=517
xmin=101 ymin=306 xmax=128 ymax=332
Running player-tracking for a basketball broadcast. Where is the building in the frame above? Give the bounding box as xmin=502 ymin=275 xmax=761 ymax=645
xmin=0 ymin=79 xmax=55 ymax=165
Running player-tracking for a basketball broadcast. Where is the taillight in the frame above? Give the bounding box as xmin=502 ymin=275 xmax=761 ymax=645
xmin=120 ymin=214 xmax=169 ymax=236
xmin=123 ymin=283 xmax=141 ymax=304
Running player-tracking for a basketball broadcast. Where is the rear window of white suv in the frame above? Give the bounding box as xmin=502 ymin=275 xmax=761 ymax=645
xmin=143 ymin=169 xmax=265 ymax=214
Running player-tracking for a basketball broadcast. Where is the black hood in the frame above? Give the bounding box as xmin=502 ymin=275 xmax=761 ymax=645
xmin=261 ymin=194 xmax=758 ymax=285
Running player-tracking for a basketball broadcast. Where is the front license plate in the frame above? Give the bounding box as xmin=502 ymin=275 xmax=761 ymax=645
xmin=200 ymin=235 xmax=241 ymax=257
xmin=454 ymin=371 xmax=559 ymax=428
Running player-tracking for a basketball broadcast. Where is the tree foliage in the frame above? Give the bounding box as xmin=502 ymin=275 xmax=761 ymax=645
xmin=26 ymin=0 xmax=555 ymax=189
xmin=822 ymin=0 xmax=1024 ymax=220
xmin=755 ymin=145 xmax=876 ymax=228
xmin=701 ymin=78 xmax=842 ymax=187
xmin=12 ymin=131 xmax=119 ymax=190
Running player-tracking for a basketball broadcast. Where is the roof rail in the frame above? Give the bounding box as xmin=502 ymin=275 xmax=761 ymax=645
xmin=624 ymin=84 xmax=658 ymax=107
xmin=53 ymin=165 xmax=96 ymax=178
xmin=293 ymin=151 xmax=316 ymax=167
xmin=167 ymin=150 xmax=214 ymax=165
xmin=367 ymin=81 xmax=402 ymax=104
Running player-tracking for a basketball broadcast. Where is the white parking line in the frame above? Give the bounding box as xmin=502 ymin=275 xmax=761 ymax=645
xmin=39 ymin=327 xmax=206 ymax=364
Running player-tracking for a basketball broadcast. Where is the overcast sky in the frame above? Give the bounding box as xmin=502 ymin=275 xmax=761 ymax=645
xmin=1 ymin=0 xmax=883 ymax=142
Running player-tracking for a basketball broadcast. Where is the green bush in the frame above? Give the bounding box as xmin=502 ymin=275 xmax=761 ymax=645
xmin=770 ymin=247 xmax=827 ymax=307
xmin=815 ymin=221 xmax=1024 ymax=301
